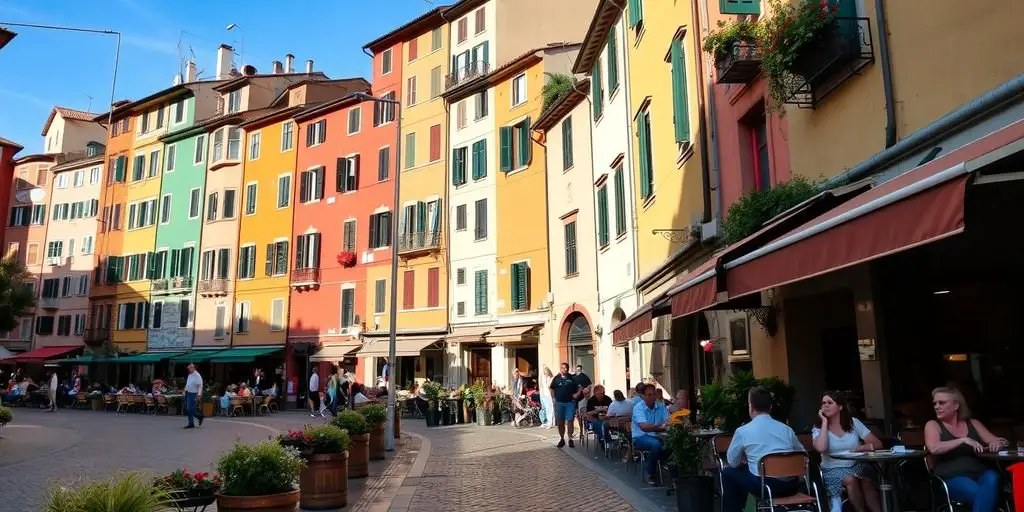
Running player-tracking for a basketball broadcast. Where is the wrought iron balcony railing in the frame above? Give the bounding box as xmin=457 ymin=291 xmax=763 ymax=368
xmin=170 ymin=276 xmax=193 ymax=290
xmin=782 ymin=17 xmax=874 ymax=108
xmin=197 ymin=278 xmax=230 ymax=296
xmin=398 ymin=230 xmax=442 ymax=255
xmin=445 ymin=61 xmax=491 ymax=90
xmin=151 ymin=279 xmax=169 ymax=292
xmin=715 ymin=43 xmax=762 ymax=84
xmin=290 ymin=268 xmax=321 ymax=287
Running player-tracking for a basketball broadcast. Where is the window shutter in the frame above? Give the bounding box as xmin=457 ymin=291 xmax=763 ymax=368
xmin=520 ymin=264 xmax=530 ymax=310
xmin=561 ymin=119 xmax=573 ymax=169
xmin=481 ymin=41 xmax=490 ymax=66
xmin=305 ymin=125 xmax=313 ymax=147
xmin=295 ymin=235 xmax=306 ymax=269
xmin=352 ymin=155 xmax=360 ymax=190
xmin=265 ymin=243 xmax=274 ymax=276
xmin=403 ymin=270 xmax=415 ymax=309
xmin=638 ymin=114 xmax=652 ymax=199
xmin=336 ymin=158 xmax=345 ymax=192
xmin=415 ymin=201 xmax=427 ymax=232
xmin=311 ymin=233 xmax=321 ymax=268
xmin=427 ymin=267 xmax=439 ymax=307
xmin=628 ymin=0 xmax=643 ymax=28
xmin=408 ymin=38 xmax=418 ymax=61
xmin=597 ymin=186 xmax=610 ymax=246
xmin=429 ymin=125 xmax=441 ymax=162
xmin=510 ymin=263 xmax=520 ymax=310
xmin=607 ymin=28 xmax=619 ymax=91
xmin=115 ymin=156 xmax=126 ymax=181
xmin=431 ymin=199 xmax=442 ymax=233
xmin=146 ymin=252 xmax=157 ymax=279
xmin=299 ymin=172 xmax=309 ymax=202
xmin=316 ymin=166 xmax=325 ymax=198
xmin=169 ymin=249 xmax=180 ymax=277
xmin=475 ymin=271 xmax=487 ymax=314
xmin=499 ymin=126 xmax=513 ymax=171
xmin=277 ymin=241 xmax=288 ymax=275
xmin=671 ymin=39 xmax=690 ymax=144
xmin=720 ymin=0 xmax=759 ymax=14
xmin=592 ymin=62 xmax=603 ymax=118
xmin=517 ymin=118 xmax=532 ymax=168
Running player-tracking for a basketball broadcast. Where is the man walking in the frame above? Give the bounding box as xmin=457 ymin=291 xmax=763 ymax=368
xmin=184 ymin=363 xmax=205 ymax=429
xmin=550 ymin=362 xmax=581 ymax=448
xmin=309 ymin=365 xmax=321 ymax=418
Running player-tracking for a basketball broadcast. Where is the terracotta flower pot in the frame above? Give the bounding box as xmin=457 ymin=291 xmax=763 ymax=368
xmin=300 ymin=452 xmax=348 ymax=510
xmin=215 ymin=489 xmax=299 ymax=512
xmin=348 ymin=433 xmax=370 ymax=478
xmin=368 ymin=421 xmax=386 ymax=460
xmin=202 ymin=401 xmax=214 ymax=417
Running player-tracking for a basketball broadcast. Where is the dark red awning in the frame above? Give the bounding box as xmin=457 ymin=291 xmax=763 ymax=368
xmin=1 ymin=345 xmax=81 ymax=364
xmin=724 ymin=119 xmax=1024 ymax=299
xmin=611 ymin=303 xmax=657 ymax=347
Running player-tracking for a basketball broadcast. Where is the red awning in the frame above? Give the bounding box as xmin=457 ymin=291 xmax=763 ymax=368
xmin=668 ymin=257 xmax=719 ymax=319
xmin=1 ymin=345 xmax=81 ymax=364
xmin=611 ymin=301 xmax=658 ymax=347
xmin=724 ymin=119 xmax=1024 ymax=299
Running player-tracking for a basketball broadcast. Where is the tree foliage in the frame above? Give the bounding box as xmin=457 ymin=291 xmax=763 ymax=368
xmin=0 ymin=256 xmax=36 ymax=332
xmin=721 ymin=176 xmax=819 ymax=244
xmin=542 ymin=73 xmax=574 ymax=112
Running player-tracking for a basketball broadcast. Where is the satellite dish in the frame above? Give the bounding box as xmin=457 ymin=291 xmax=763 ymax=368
xmin=29 ymin=188 xmax=45 ymax=202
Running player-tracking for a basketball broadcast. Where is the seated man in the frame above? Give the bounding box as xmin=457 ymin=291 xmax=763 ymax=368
xmin=584 ymin=384 xmax=613 ymax=444
xmin=723 ymin=386 xmax=806 ymax=512
xmin=631 ymin=382 xmax=670 ymax=485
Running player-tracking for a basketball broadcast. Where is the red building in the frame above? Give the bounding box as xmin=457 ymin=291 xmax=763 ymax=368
xmin=0 ymin=137 xmax=24 ymax=244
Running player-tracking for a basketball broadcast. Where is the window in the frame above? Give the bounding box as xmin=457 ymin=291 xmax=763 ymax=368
xmin=74 ymin=313 xmax=86 ymax=335
xmin=277 ymin=175 xmax=292 ymax=208
xmin=222 ymin=189 xmax=236 ymax=219
xmin=306 ymin=120 xmax=326 ymax=147
xmin=457 ymin=101 xmax=467 ymax=129
xmin=592 ymin=58 xmax=604 ymax=118
xmin=157 ymin=106 xmax=166 ymax=129
xmin=470 ymin=139 xmax=487 ymax=179
xmin=82 ymin=235 xmax=94 ymax=255
xmin=627 ymin=0 xmax=644 ymax=31
xmin=111 ymin=204 xmax=122 ymax=230
xmin=474 ymin=90 xmax=488 ymax=120
xmin=431 ymin=27 xmax=442 ymax=51
xmin=173 ymin=100 xmax=185 ymax=123
xmin=188 ymin=188 xmax=201 ymax=219
xmin=452 ymin=147 xmax=467 ymax=185
xmin=337 ymin=156 xmax=359 ymax=193
xmin=238 ymin=245 xmax=256 ymax=279
xmin=265 ymin=240 xmax=289 ymax=276
xmin=499 ymin=118 xmax=532 ymax=171
xmin=369 ymin=211 xmax=392 ymax=249
xmin=212 ymin=130 xmax=224 ymax=162
xmin=132 ymin=154 xmax=145 ymax=181
xmin=402 ymin=270 xmax=415 ymax=310
xmin=342 ymin=220 xmax=356 ymax=252
xmin=295 ymin=232 xmax=321 ymax=269
xmin=474 ymin=270 xmax=487 ymax=315
xmin=597 ymin=185 xmax=610 ymax=247
xmin=561 ymin=118 xmax=574 ymax=170
xmin=160 ymin=194 xmax=172 ymax=224
xmin=374 ymin=279 xmax=386 ymax=314
xmin=455 ymin=204 xmax=467 ymax=231
xmin=31 ymin=204 xmax=46 ymax=225
xmin=228 ymin=90 xmax=241 ymax=113
xmin=511 ymin=74 xmax=527 ymax=106
xmin=37 ymin=167 xmax=48 ymax=186
xmin=607 ymin=26 xmax=620 ymax=92
xmin=121 ymin=118 xmax=129 ymax=134
xmin=55 ymin=173 xmax=68 ymax=189
xmin=179 ymin=299 xmax=191 ymax=328
xmin=46 ymin=240 xmax=63 ymax=259
xmin=457 ymin=17 xmax=468 ymax=43
xmin=564 ymin=221 xmax=578 ymax=275
xmin=637 ymin=110 xmax=654 ymax=200
xmin=408 ymin=38 xmax=418 ymax=61
xmin=77 ymin=274 xmax=89 ymax=296
xmin=148 ymin=150 xmax=160 ymax=177
xmin=474 ymin=7 xmax=485 ymax=33
xmin=429 ymin=124 xmax=441 ymax=162
xmin=670 ymin=37 xmax=691 ymax=145
xmin=216 ymin=248 xmax=230 ymax=279
xmin=35 ymin=316 xmax=55 ymax=335
xmin=430 ymin=66 xmax=442 ymax=99
xmin=456 ymin=268 xmax=466 ymax=285
xmin=406 ymin=76 xmax=417 ymax=106
xmin=427 ymin=267 xmax=440 ymax=307
xmin=281 ymin=122 xmax=294 ymax=151
xmin=270 ymin=299 xmax=285 ymax=331
xmin=214 ymin=305 xmax=226 ymax=337
xmin=89 ymin=166 xmax=101 ymax=184
xmin=510 ymin=262 xmax=529 ymax=311
xmin=613 ymin=165 xmax=627 ymax=237
xmin=473 ymin=199 xmax=487 ymax=240
xmin=404 ymin=132 xmax=416 ymax=169
xmin=373 ymin=91 xmax=396 ymax=126
xmin=207 ymin=192 xmax=218 ymax=221
xmin=151 ymin=302 xmax=163 ymax=329
xmin=112 ymin=155 xmax=127 ymax=182
xmin=249 ymin=131 xmax=261 ymax=160
xmin=42 ymin=278 xmax=59 ymax=298
xmin=456 ymin=302 xmax=465 ymax=316
xmin=398 ymin=199 xmax=442 ymax=243
xmin=299 ymin=167 xmax=324 ymax=203
xmin=721 ymin=0 xmax=760 ymax=15
xmin=340 ymin=288 xmax=355 ymax=328
xmin=244 ymin=182 xmax=257 ymax=215
xmin=347 ymin=107 xmax=361 ymax=135
xmin=749 ymin=112 xmax=771 ymax=191
xmin=141 ymin=112 xmax=150 ymax=133
xmin=377 ymin=147 xmax=390 ymax=181
xmin=227 ymin=127 xmax=241 ymax=159
xmin=194 ymin=134 xmax=206 ymax=164
xmin=381 ymin=48 xmax=393 ymax=74
xmin=72 ymin=171 xmax=84 ymax=188
xmin=165 ymin=144 xmax=176 ymax=173
xmin=729 ymin=316 xmax=751 ymax=354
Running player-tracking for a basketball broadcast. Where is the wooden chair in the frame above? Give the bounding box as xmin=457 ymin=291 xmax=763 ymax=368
xmin=115 ymin=394 xmax=133 ymax=413
xmin=267 ymin=396 xmax=279 ymax=413
xmin=257 ymin=396 xmax=272 ymax=415
xmin=155 ymin=395 xmax=169 ymax=415
xmin=711 ymin=434 xmax=734 ymax=512
xmin=757 ymin=452 xmax=822 ymax=512
xmin=252 ymin=396 xmax=265 ymax=416
xmin=228 ymin=397 xmax=245 ymax=417
xmin=71 ymin=392 xmax=88 ymax=409
xmin=143 ymin=395 xmax=156 ymax=414
xmin=103 ymin=394 xmax=116 ymax=411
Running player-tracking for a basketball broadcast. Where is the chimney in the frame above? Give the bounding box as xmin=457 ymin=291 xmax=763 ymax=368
xmin=185 ymin=60 xmax=198 ymax=82
xmin=242 ymin=64 xmax=257 ymax=76
xmin=305 ymin=59 xmax=314 ymax=74
xmin=216 ymin=44 xmax=234 ymax=80
xmin=272 ymin=60 xmax=283 ymax=74
xmin=285 ymin=54 xmax=295 ymax=73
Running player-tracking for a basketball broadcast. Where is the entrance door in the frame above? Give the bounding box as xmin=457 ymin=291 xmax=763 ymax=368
xmin=469 ymin=348 xmax=491 ymax=386
xmin=514 ymin=347 xmax=538 ymax=378
xmin=567 ymin=314 xmax=595 ymax=380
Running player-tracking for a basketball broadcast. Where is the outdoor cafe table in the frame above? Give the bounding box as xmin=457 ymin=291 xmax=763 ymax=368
xmin=979 ymin=451 xmax=1024 ymax=464
xmin=832 ymin=449 xmax=927 ymax=512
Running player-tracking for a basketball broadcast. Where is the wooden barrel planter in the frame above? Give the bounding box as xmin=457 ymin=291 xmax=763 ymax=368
xmin=300 ymin=452 xmax=348 ymax=510
xmin=368 ymin=421 xmax=386 ymax=460
xmin=348 ymin=433 xmax=370 ymax=478
xmin=216 ymin=489 xmax=299 ymax=512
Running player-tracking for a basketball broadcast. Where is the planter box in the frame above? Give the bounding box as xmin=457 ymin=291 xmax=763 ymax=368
xmin=368 ymin=421 xmax=386 ymax=460
xmin=300 ymin=452 xmax=348 ymax=510
xmin=202 ymin=401 xmax=214 ymax=417
xmin=675 ymin=475 xmax=714 ymax=512
xmin=348 ymin=433 xmax=370 ymax=478
xmin=216 ymin=489 xmax=299 ymax=511
xmin=90 ymin=397 xmax=104 ymax=411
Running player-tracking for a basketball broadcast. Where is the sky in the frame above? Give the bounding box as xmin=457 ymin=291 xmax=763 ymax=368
xmin=0 ymin=0 xmax=439 ymax=153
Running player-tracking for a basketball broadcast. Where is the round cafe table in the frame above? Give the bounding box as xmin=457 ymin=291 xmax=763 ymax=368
xmin=979 ymin=450 xmax=1024 ymax=463
xmin=832 ymin=449 xmax=926 ymax=512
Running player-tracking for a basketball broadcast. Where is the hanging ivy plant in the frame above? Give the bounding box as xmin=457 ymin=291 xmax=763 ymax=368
xmin=702 ymin=19 xmax=761 ymax=63
xmin=721 ymin=175 xmax=820 ymax=244
xmin=758 ymin=0 xmax=839 ymax=110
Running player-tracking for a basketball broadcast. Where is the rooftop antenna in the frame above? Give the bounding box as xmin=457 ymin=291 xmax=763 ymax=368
xmin=85 ymin=94 xmax=94 ymax=112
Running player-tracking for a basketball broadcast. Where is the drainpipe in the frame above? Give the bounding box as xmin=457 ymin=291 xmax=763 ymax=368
xmin=698 ymin=0 xmax=723 ymax=225
xmin=875 ymin=0 xmax=897 ymax=148
xmin=569 ymin=80 xmax=603 ymax=321
xmin=691 ymin=0 xmax=713 ymax=223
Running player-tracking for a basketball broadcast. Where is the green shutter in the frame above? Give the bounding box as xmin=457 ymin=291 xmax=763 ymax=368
xmin=452 ymin=148 xmax=465 ymax=185
xmin=475 ymin=270 xmax=487 ymax=314
xmin=416 ymin=201 xmax=427 ymax=232
xmin=146 ymin=252 xmax=156 ymax=279
xmin=628 ymin=0 xmax=643 ymax=28
xmin=499 ymin=126 xmax=513 ymax=171
xmin=607 ymin=28 xmax=619 ymax=92
xmin=720 ymin=0 xmax=759 ymax=14
xmin=670 ymin=39 xmax=690 ymax=144
xmin=591 ymin=62 xmax=603 ymax=118
xmin=614 ymin=168 xmax=627 ymax=236
xmin=561 ymin=118 xmax=573 ymax=170
xmin=510 ymin=263 xmax=520 ymax=311
xmin=638 ymin=112 xmax=652 ymax=199
xmin=472 ymin=141 xmax=487 ymax=179
xmin=513 ymin=262 xmax=528 ymax=310
xmin=517 ymin=117 xmax=531 ymax=168
xmin=115 ymin=156 xmax=126 ymax=181
xmin=597 ymin=186 xmax=609 ymax=246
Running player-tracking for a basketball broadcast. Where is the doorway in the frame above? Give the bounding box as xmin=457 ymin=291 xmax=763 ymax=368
xmin=468 ymin=348 xmax=491 ymax=386
xmin=567 ymin=314 xmax=595 ymax=380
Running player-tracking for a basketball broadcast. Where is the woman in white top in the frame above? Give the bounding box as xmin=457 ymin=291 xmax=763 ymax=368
xmin=812 ymin=391 xmax=883 ymax=512
xmin=539 ymin=367 xmax=555 ymax=428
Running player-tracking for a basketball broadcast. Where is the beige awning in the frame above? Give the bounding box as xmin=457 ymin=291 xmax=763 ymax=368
xmin=309 ymin=342 xmax=361 ymax=362
xmin=357 ymin=336 xmax=442 ymax=358
xmin=485 ymin=324 xmax=541 ymax=344
xmin=446 ymin=325 xmax=493 ymax=344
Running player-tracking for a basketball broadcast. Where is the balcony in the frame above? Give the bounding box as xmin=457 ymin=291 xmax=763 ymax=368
xmin=197 ymin=278 xmax=230 ymax=297
xmin=290 ymin=268 xmax=321 ymax=291
xmin=715 ymin=44 xmax=762 ymax=84
xmin=782 ymin=17 xmax=874 ymax=108
xmin=151 ymin=279 xmax=169 ymax=292
xmin=445 ymin=61 xmax=491 ymax=91
xmin=40 ymin=296 xmax=60 ymax=309
xmin=398 ymin=230 xmax=442 ymax=255
xmin=170 ymin=276 xmax=193 ymax=291
xmin=83 ymin=328 xmax=110 ymax=347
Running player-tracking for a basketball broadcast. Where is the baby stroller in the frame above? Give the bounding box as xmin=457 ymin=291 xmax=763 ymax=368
xmin=512 ymin=395 xmax=540 ymax=428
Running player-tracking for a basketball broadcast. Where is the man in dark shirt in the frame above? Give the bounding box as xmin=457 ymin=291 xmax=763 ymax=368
xmin=584 ymin=384 xmax=613 ymax=445
xmin=549 ymin=362 xmax=580 ymax=448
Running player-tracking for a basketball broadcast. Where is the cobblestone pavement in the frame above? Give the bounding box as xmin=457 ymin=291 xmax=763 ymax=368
xmin=398 ymin=423 xmax=639 ymax=512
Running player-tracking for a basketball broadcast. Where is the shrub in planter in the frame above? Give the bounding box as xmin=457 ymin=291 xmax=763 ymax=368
xmin=721 ymin=175 xmax=819 ymax=244
xmin=702 ymin=19 xmax=761 ymax=64
xmin=758 ymin=0 xmax=839 ymax=109
xmin=359 ymin=403 xmax=387 ymax=460
xmin=278 ymin=424 xmax=350 ymax=510
xmin=332 ymin=411 xmax=370 ymax=478
xmin=45 ymin=472 xmax=175 ymax=512
xmin=421 ymin=381 xmax=445 ymax=427
xmin=216 ymin=441 xmax=304 ymax=511
xmin=666 ymin=425 xmax=714 ymax=512
xmin=0 ymin=405 xmax=13 ymax=427
xmin=156 ymin=468 xmax=221 ymax=508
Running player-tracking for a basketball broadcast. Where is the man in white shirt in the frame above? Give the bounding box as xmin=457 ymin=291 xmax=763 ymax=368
xmin=723 ymin=386 xmax=804 ymax=512
xmin=309 ymin=365 xmax=321 ymax=418
xmin=184 ymin=364 xmax=204 ymax=428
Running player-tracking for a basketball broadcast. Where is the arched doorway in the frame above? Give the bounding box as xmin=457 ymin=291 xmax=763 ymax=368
xmin=566 ymin=313 xmax=594 ymax=379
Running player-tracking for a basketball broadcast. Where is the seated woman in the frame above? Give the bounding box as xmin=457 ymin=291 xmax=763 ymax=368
xmin=813 ymin=391 xmax=883 ymax=512
xmin=925 ymin=387 xmax=1003 ymax=512
xmin=352 ymin=383 xmax=371 ymax=405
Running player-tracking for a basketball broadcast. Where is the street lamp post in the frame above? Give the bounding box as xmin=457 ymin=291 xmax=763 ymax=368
xmin=354 ymin=92 xmax=402 ymax=452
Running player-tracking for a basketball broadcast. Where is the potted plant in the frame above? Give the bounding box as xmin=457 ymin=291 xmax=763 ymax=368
xmin=702 ymin=19 xmax=761 ymax=66
xmin=461 ymin=384 xmax=475 ymax=423
xmin=332 ymin=411 xmax=370 ymax=478
xmin=46 ymin=472 xmax=175 ymax=512
xmin=336 ymin=251 xmax=357 ymax=268
xmin=215 ymin=441 xmax=304 ymax=511
xmin=758 ymin=0 xmax=840 ymax=109
xmin=359 ymin=403 xmax=387 ymax=460
xmin=278 ymin=424 xmax=351 ymax=510
xmin=201 ymin=384 xmax=218 ymax=417
xmin=0 ymin=405 xmax=13 ymax=429
xmin=88 ymin=390 xmax=105 ymax=411
xmin=477 ymin=389 xmax=493 ymax=426
xmin=157 ymin=468 xmax=221 ymax=508
xmin=422 ymin=381 xmax=443 ymax=427
xmin=666 ymin=423 xmax=714 ymax=512
xmin=164 ymin=395 xmax=183 ymax=416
